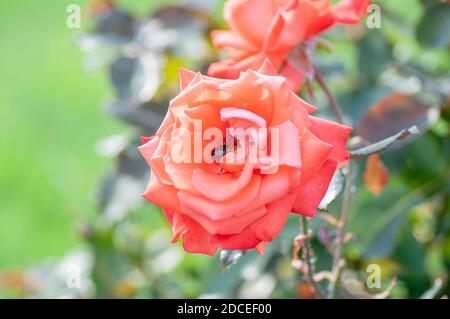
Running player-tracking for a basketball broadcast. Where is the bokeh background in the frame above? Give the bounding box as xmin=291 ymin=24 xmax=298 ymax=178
xmin=0 ymin=0 xmax=449 ymax=298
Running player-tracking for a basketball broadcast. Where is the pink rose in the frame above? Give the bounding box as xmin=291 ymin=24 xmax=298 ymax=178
xmin=209 ymin=0 xmax=371 ymax=91
xmin=139 ymin=60 xmax=351 ymax=255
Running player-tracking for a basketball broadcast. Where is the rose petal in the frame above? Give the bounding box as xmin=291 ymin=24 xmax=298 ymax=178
xmin=179 ymin=68 xmax=198 ymax=91
xmin=138 ymin=135 xmax=171 ymax=185
xmin=140 ymin=136 xmax=153 ymax=144
xmin=208 ymin=54 xmax=267 ymax=81
xmin=191 ymin=162 xmax=255 ymax=202
xmin=241 ymin=166 xmax=297 ymax=213
xmin=256 ymin=241 xmax=267 ymax=255
xmin=138 ymin=135 xmax=158 ymax=166
xmin=178 ymin=174 xmax=262 ymax=220
xmin=184 ymin=104 xmax=225 ymax=132
xmin=272 ymin=120 xmax=301 ymax=168
xmin=279 ymin=59 xmax=306 ymax=93
xmin=332 ymin=0 xmax=371 ymax=24
xmin=171 ymin=213 xmax=219 ymax=255
xmin=143 ymin=177 xmax=181 ymax=213
xmin=251 ymin=191 xmax=298 ymax=241
xmin=278 ymin=0 xmax=320 ymax=47
xmin=300 ymin=130 xmax=333 ymax=182
xmin=170 ymin=80 xmax=228 ymax=109
xmin=225 ymin=0 xmax=278 ymax=46
xmin=220 ymin=70 xmax=275 ymax=121
xmin=291 ymin=92 xmax=317 ymax=114
xmin=181 ymin=205 xmax=267 ymax=235
xmin=257 ymin=58 xmax=279 ymax=76
xmin=221 ymin=107 xmax=267 ymax=128
xmin=214 ymin=229 xmax=261 ymax=250
xmin=165 ymin=162 xmax=197 ymax=192
xmin=155 ymin=110 xmax=175 ymax=137
xmin=211 ymin=30 xmax=257 ymax=51
xmin=292 ymin=159 xmax=337 ymax=217
xmin=262 ymin=11 xmax=286 ymax=51
xmin=309 ymin=116 xmax=352 ymax=162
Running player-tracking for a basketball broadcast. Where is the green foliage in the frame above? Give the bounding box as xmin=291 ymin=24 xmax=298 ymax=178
xmin=0 ymin=0 xmax=122 ymax=268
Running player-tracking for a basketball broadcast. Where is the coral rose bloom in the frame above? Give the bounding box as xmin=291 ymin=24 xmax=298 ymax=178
xmin=139 ymin=60 xmax=351 ymax=255
xmin=209 ymin=0 xmax=371 ymax=91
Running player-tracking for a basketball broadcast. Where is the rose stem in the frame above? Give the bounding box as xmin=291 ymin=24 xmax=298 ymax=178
xmin=312 ymin=65 xmax=354 ymax=298
xmin=301 ymin=216 xmax=324 ymax=299
xmin=313 ymin=66 xmax=344 ymax=125
xmin=327 ymin=164 xmax=354 ymax=299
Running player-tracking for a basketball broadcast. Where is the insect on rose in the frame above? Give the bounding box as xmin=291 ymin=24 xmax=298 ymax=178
xmin=168 ymin=119 xmax=281 ymax=174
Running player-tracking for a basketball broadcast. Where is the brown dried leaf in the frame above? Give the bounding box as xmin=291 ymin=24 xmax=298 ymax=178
xmin=297 ymin=282 xmax=316 ymax=299
xmin=364 ymin=154 xmax=389 ymax=195
xmin=292 ymin=232 xmax=313 ymax=261
xmin=356 ymin=93 xmax=438 ymax=149
xmin=88 ymin=0 xmax=115 ymax=17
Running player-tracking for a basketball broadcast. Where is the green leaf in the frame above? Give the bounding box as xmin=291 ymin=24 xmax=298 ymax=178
xmin=416 ymin=3 xmax=450 ymax=49
xmin=362 ymin=178 xmax=441 ymax=259
xmin=350 ymin=126 xmax=420 ymax=160
xmin=362 ymin=207 xmax=407 ymax=258
xmin=357 ymin=30 xmax=391 ymax=81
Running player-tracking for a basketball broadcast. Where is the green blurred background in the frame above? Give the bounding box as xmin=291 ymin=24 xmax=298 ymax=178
xmin=0 ymin=0 xmax=172 ymax=268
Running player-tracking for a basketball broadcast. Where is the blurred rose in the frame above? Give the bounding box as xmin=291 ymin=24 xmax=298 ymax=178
xmin=209 ymin=0 xmax=371 ymax=91
xmin=139 ymin=60 xmax=351 ymax=255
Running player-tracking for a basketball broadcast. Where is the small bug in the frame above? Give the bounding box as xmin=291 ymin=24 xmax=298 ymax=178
xmin=211 ymin=133 xmax=240 ymax=161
